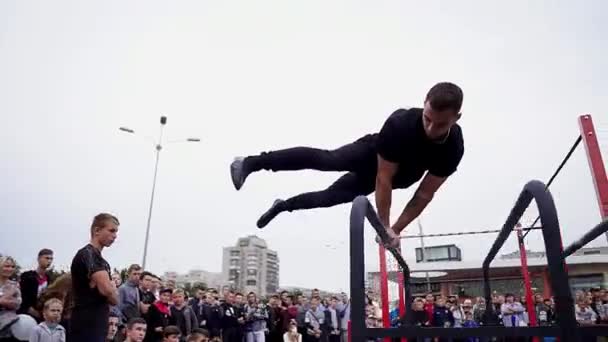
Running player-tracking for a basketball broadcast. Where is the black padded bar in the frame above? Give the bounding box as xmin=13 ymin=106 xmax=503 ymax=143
xmin=482 ymin=180 xmax=578 ymax=341
xmin=365 ymin=326 xmax=561 ymax=338
xmin=563 ymin=219 xmax=608 ymax=257
xmin=365 ymin=325 xmax=608 ymax=338
xmin=349 ymin=195 xmax=412 ymax=342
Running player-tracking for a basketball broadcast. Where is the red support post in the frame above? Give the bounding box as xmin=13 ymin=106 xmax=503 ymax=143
xmin=579 ymin=114 xmax=608 ymax=223
xmin=396 ymin=246 xmax=407 ymax=342
xmin=541 ymin=270 xmax=552 ymax=299
xmin=516 ymin=227 xmax=539 ymax=342
xmin=347 ymin=320 xmax=351 ymax=342
xmin=378 ymin=246 xmax=391 ymax=342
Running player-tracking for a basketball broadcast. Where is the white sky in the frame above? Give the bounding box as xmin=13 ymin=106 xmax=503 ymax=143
xmin=1 ymin=0 xmax=607 ymax=293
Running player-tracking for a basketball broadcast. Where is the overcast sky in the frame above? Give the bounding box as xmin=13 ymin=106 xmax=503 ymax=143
xmin=1 ymin=0 xmax=607 ymax=293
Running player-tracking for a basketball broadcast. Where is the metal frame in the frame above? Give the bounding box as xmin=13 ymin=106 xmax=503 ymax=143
xmin=482 ymin=180 xmax=578 ymax=340
xmin=350 ymin=182 xmax=608 ymax=341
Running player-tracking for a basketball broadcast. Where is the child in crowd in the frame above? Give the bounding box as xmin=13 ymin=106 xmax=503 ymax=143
xmin=125 ymin=318 xmax=148 ymax=342
xmin=163 ymin=325 xmax=182 ymax=342
xmin=29 ymin=298 xmax=66 ymax=342
xmin=186 ymin=328 xmax=209 ymax=342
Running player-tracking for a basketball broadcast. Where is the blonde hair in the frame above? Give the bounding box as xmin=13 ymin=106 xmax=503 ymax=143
xmin=0 ymin=255 xmax=16 ymax=267
xmin=43 ymin=298 xmax=63 ymax=310
xmin=90 ymin=213 xmax=120 ymax=237
xmin=0 ymin=256 xmax=17 ymax=278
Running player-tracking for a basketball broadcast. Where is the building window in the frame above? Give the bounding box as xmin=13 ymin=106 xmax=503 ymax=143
xmin=570 ymin=274 xmax=604 ymax=294
xmin=415 ymin=245 xmax=461 ymax=262
xmin=246 ymin=280 xmax=257 ymax=286
xmin=247 ymin=269 xmax=257 ymax=276
xmin=230 ymin=250 xmax=240 ymax=256
xmin=411 ymin=282 xmax=441 ymax=295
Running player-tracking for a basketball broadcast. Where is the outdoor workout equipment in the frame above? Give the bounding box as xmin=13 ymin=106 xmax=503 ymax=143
xmin=354 ymin=115 xmax=608 ymax=341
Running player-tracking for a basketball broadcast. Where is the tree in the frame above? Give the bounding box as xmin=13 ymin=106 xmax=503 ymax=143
xmin=48 ymin=268 xmax=66 ymax=280
xmin=192 ymin=282 xmax=207 ymax=292
xmin=119 ymin=268 xmax=129 ymax=283
xmin=182 ymin=282 xmax=208 ymax=297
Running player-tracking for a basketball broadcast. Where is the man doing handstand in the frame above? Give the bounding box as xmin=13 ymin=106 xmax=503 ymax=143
xmin=230 ymin=82 xmax=465 ymax=247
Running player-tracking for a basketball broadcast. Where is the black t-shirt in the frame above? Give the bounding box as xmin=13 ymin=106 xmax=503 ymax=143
xmin=69 ymin=244 xmax=112 ymax=336
xmin=375 ymin=108 xmax=464 ymax=187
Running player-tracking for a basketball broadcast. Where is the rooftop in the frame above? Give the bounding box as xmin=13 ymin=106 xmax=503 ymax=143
xmin=408 ymin=250 xmax=608 ymax=273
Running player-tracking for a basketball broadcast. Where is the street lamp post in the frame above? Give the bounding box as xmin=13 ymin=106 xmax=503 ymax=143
xmin=119 ymin=116 xmax=199 ymax=269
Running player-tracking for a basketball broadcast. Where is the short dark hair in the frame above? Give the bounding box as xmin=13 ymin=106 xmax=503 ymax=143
xmin=163 ymin=325 xmax=181 ymax=337
xmin=140 ymin=271 xmax=155 ymax=280
xmin=90 ymin=213 xmax=119 ymax=236
xmin=425 ymin=82 xmax=463 ymax=113
xmin=127 ymin=264 xmax=142 ymax=274
xmin=126 ymin=317 xmax=147 ymax=330
xmin=188 ymin=328 xmax=209 ymax=341
xmin=159 ymin=288 xmax=173 ymax=295
xmin=38 ymin=249 xmax=53 ymax=257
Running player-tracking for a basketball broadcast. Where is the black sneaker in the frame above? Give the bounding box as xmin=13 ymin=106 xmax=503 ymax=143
xmin=230 ymin=157 xmax=249 ymax=190
xmin=256 ymin=199 xmax=286 ymax=229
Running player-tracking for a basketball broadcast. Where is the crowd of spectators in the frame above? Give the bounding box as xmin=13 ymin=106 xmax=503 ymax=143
xmin=1 ymin=213 xmax=607 ymax=342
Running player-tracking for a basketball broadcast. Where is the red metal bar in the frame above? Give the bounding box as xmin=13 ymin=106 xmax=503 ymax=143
xmin=541 ymin=270 xmax=552 ymax=299
xmin=517 ymin=227 xmax=539 ymax=342
xmin=579 ymin=114 xmax=608 ymax=221
xmin=378 ymin=246 xmax=391 ymax=342
xmin=396 ymin=246 xmax=407 ymax=342
xmin=347 ymin=320 xmax=351 ymax=342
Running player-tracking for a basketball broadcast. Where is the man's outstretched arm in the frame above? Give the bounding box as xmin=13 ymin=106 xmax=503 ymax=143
xmin=375 ymin=154 xmax=398 ymax=228
xmin=391 ymin=173 xmax=447 ymax=234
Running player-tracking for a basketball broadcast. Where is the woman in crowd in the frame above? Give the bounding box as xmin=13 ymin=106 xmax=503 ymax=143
xmin=0 ymin=256 xmax=22 ymax=342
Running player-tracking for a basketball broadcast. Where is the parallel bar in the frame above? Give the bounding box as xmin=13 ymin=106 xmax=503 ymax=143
xmin=350 ymin=195 xmax=412 ymax=342
xmin=350 ymin=197 xmax=368 ymax=342
xmin=563 ymin=220 xmax=608 ymax=257
xmin=482 ymin=180 xmax=578 ymax=341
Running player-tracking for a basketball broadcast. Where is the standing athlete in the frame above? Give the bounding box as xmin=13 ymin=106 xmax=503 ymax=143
xmin=230 ymin=82 xmax=464 ymax=247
